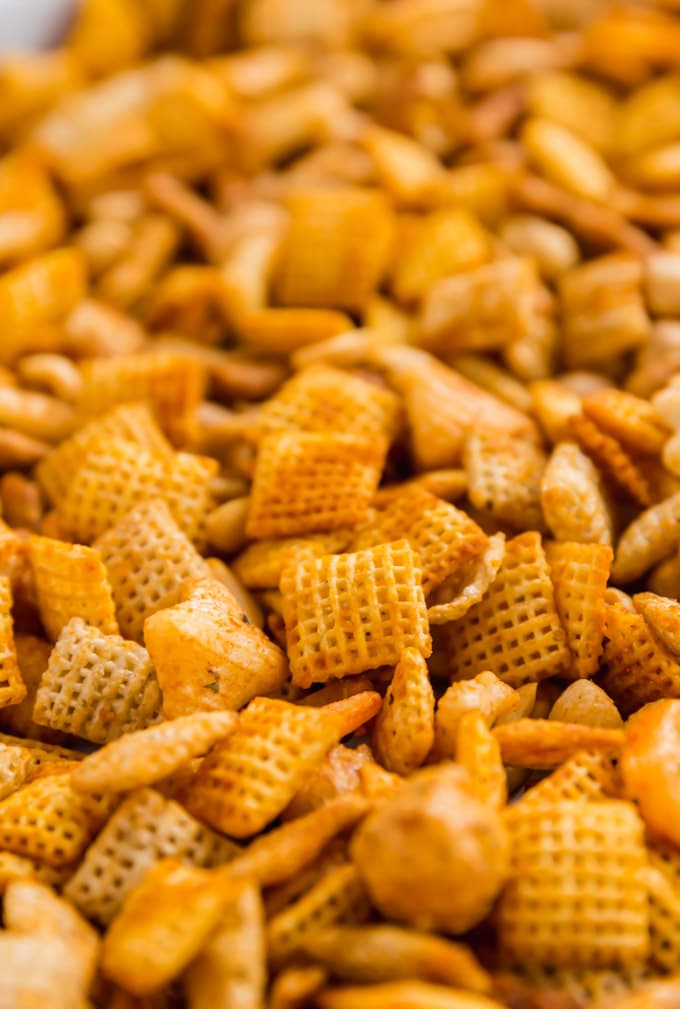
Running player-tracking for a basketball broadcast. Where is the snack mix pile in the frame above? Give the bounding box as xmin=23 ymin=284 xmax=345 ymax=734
xmin=6 ymin=0 xmax=680 ymax=1006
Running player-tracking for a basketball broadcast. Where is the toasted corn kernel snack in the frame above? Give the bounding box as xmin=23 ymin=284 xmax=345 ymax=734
xmin=522 ymin=118 xmax=615 ymax=203
xmin=427 ymin=532 xmax=506 ymax=626
xmin=101 ymin=859 xmax=235 ymax=996
xmin=64 ymin=788 xmax=237 ymax=925
xmin=281 ymin=540 xmax=431 ymax=688
xmin=0 ymin=576 xmax=25 ymax=710
xmin=0 ymin=386 xmax=74 ymax=443
xmin=522 ymin=750 xmax=622 ymax=806
xmin=183 ymin=694 xmax=378 ymax=838
xmin=185 ymin=878 xmax=266 ymax=1009
xmin=498 ymin=800 xmax=649 ymax=968
xmin=95 ymin=499 xmax=209 ymax=643
xmin=633 ymin=593 xmax=680 ymax=656
xmin=433 ymin=672 xmax=519 ymax=762
xmin=144 ymin=576 xmax=287 ymax=718
xmin=621 ymin=699 xmax=680 ymax=847
xmin=541 ymin=441 xmax=614 ymax=545
xmin=372 ymin=648 xmax=435 ymax=777
xmin=274 ymin=188 xmax=393 ymax=312
xmin=32 ymin=617 xmax=161 ymax=744
xmin=615 ymin=491 xmax=680 ymax=584
xmin=233 ymin=529 xmax=354 ymax=591
xmin=464 ymin=430 xmax=546 ymax=532
xmin=352 ymin=486 xmax=487 ymax=597
xmin=0 ymin=766 xmax=114 ymax=866
xmin=352 ymin=764 xmax=509 ymax=934
xmin=499 ymin=214 xmax=579 ymax=281
xmin=28 ymin=535 xmax=118 ymax=641
xmin=493 ymin=719 xmax=624 ymax=770
xmin=247 ymin=431 xmax=386 ymax=539
xmin=568 ymin=412 xmax=653 ymax=508
xmin=600 ymin=606 xmax=680 ymax=715
xmin=72 ymin=711 xmax=237 ymax=795
xmin=545 ymin=541 xmax=612 ymax=680
xmin=447 ymin=531 xmax=570 ymax=688
xmin=549 ymin=681 xmax=623 ymax=730
xmin=455 ymin=711 xmax=506 ymax=808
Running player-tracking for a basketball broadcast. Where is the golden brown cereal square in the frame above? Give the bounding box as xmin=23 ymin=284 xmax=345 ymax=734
xmin=247 ymin=431 xmax=386 ymax=539
xmin=447 ymin=532 xmax=570 ymax=687
xmin=464 ymin=430 xmax=547 ymax=531
xmin=600 ymin=604 xmax=680 ymax=715
xmin=281 ymin=540 xmax=431 ymax=688
xmin=545 ymin=541 xmax=612 ymax=680
xmin=521 ymin=750 xmax=622 ymax=806
xmin=32 ymin=618 xmax=161 ymax=744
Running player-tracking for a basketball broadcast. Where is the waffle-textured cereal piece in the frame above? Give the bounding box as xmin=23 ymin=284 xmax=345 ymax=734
xmin=447 ymin=532 xmax=570 ymax=688
xmin=522 ymin=750 xmax=622 ymax=805
xmin=464 ymin=430 xmax=546 ymax=531
xmin=372 ymin=648 xmax=435 ymax=777
xmin=281 ymin=540 xmax=431 ymax=688
xmin=182 ymin=694 xmax=379 ymax=838
xmin=0 ymin=731 xmax=82 ymax=767
xmin=185 ymin=878 xmax=266 ymax=1009
xmin=101 ymin=858 xmax=235 ymax=996
xmin=498 ymin=800 xmax=649 ymax=967
xmin=27 ymin=535 xmax=118 ymax=641
xmin=600 ymin=604 xmax=680 ymax=715
xmin=541 ymin=441 xmax=613 ymax=546
xmin=72 ymin=711 xmax=237 ymax=794
xmin=246 ymin=430 xmax=386 ymax=539
xmin=0 ymin=767 xmax=115 ymax=866
xmin=95 ymin=499 xmax=209 ymax=643
xmin=646 ymin=863 xmax=680 ymax=972
xmin=568 ymin=412 xmax=653 ymax=507
xmin=258 ymin=364 xmax=402 ymax=442
xmin=64 ymin=788 xmax=238 ymax=925
xmin=267 ymin=862 xmax=370 ymax=968
xmin=56 ymin=435 xmax=217 ymax=545
xmin=0 ymin=577 xmax=25 ymax=710
xmin=35 ymin=402 xmax=172 ymax=504
xmin=274 ymin=188 xmax=394 ymax=312
xmin=583 ymin=388 xmax=670 ymax=456
xmin=493 ymin=719 xmax=624 ymax=770
xmin=613 ymin=491 xmax=680 ymax=584
xmin=144 ymin=576 xmax=287 ymax=719
xmin=232 ymin=529 xmax=355 ymax=590
xmin=351 ymin=486 xmax=487 ymax=597
xmin=456 ymin=711 xmax=506 ymax=808
xmin=427 ymin=533 xmax=507 ymax=627
xmin=545 ymin=541 xmax=612 ymax=680
xmin=32 ymin=618 xmax=161 ymax=744
xmin=633 ymin=592 xmax=680 ymax=656
xmin=78 ymin=350 xmax=206 ymax=446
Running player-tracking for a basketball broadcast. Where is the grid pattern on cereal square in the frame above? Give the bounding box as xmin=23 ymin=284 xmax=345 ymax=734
xmin=281 ymin=539 xmax=431 ymax=688
xmin=600 ymin=604 xmax=680 ymax=715
xmin=0 ymin=577 xmax=25 ymax=709
xmin=569 ymin=413 xmax=652 ymax=508
xmin=35 ymin=403 xmax=172 ymax=505
xmin=95 ymin=499 xmax=208 ymax=643
xmin=28 ymin=535 xmax=118 ymax=642
xmin=498 ymin=800 xmax=649 ymax=968
xmin=246 ymin=431 xmax=386 ymax=539
xmin=0 ymin=732 xmax=83 ymax=767
xmin=464 ymin=429 xmax=546 ymax=531
xmin=545 ymin=541 xmax=612 ymax=680
xmin=32 ymin=618 xmax=161 ymax=744
xmin=351 ymin=485 xmax=488 ymax=596
xmin=447 ymin=532 xmax=570 ymax=687
xmin=646 ymin=858 xmax=680 ymax=973
xmin=259 ymin=365 xmax=402 ymax=442
xmin=522 ymin=751 xmax=622 ymax=805
xmin=0 ymin=770 xmax=115 ymax=867
xmin=63 ymin=788 xmax=238 ymax=925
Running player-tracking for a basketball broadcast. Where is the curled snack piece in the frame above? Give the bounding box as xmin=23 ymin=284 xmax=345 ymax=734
xmin=372 ymin=647 xmax=435 ymax=776
xmin=427 ymin=533 xmax=505 ymax=626
xmin=633 ymin=592 xmax=680 ymax=656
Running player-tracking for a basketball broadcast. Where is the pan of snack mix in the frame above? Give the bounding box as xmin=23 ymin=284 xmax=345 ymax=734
xmin=3 ymin=0 xmax=680 ymax=1007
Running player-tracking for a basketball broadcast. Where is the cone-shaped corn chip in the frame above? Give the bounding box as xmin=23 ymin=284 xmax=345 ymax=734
xmin=95 ymin=499 xmax=209 ymax=643
xmin=541 ymin=441 xmax=613 ymax=545
xmin=182 ymin=694 xmax=378 ymax=838
xmin=101 ymin=859 xmax=235 ymax=996
xmin=64 ymin=788 xmax=238 ymax=926
xmin=268 ymin=862 xmax=369 ymax=968
xmin=613 ymin=491 xmax=680 ymax=584
xmin=548 ymin=681 xmax=623 ymax=730
xmin=545 ymin=541 xmax=612 ymax=680
xmin=247 ymin=431 xmax=385 ymax=539
xmin=447 ymin=532 xmax=570 ymax=687
xmin=433 ymin=673 xmax=519 ymax=762
xmin=583 ymin=388 xmax=670 ymax=456
xmin=600 ymin=605 xmax=680 ymax=714
xmin=493 ymin=719 xmax=624 ymax=769
xmin=144 ymin=577 xmax=287 ymax=719
xmin=0 ymin=577 xmax=25 ymax=710
xmin=185 ymin=878 xmax=266 ymax=1009
xmin=0 ymin=767 xmax=115 ymax=866
xmin=274 ymin=188 xmax=394 ymax=312
xmin=455 ymin=711 xmax=506 ymax=807
xmin=633 ymin=592 xmax=680 ymax=655
xmin=498 ymin=800 xmax=649 ymax=968
xmin=568 ymin=413 xmax=652 ymax=507
xmin=372 ymin=648 xmax=434 ymax=776
xmin=33 ymin=618 xmax=161 ymax=744
xmin=352 ymin=487 xmax=487 ymax=597
xmin=72 ymin=711 xmax=237 ymax=794
xmin=281 ymin=540 xmax=431 ymax=688
xmin=464 ymin=430 xmax=546 ymax=531
xmin=78 ymin=350 xmax=205 ymax=447
xmin=28 ymin=535 xmax=118 ymax=641
xmin=522 ymin=750 xmax=622 ymax=805
xmin=233 ymin=529 xmax=354 ymax=590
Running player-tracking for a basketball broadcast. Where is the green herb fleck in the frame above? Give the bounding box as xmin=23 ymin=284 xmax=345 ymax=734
xmin=204 ymin=681 xmax=220 ymax=693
